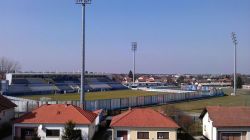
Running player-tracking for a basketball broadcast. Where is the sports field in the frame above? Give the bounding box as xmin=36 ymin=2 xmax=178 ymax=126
xmin=155 ymin=88 xmax=250 ymax=113
xmin=20 ymin=90 xmax=161 ymax=101
xmin=21 ymin=88 xmax=250 ymax=113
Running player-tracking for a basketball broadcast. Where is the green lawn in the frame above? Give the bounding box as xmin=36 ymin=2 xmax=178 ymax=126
xmin=20 ymin=90 xmax=160 ymax=101
xmin=21 ymin=88 xmax=250 ymax=113
xmin=155 ymin=88 xmax=250 ymax=113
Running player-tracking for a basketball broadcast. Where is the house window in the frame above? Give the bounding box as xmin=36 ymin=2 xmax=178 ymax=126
xmin=74 ymin=130 xmax=82 ymax=136
xmin=117 ymin=131 xmax=128 ymax=140
xmin=21 ymin=128 xmax=35 ymax=137
xmin=46 ymin=129 xmax=60 ymax=137
xmin=137 ymin=132 xmax=149 ymax=139
xmin=157 ymin=132 xmax=169 ymax=139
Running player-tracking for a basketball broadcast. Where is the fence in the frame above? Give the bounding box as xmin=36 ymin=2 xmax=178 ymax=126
xmin=5 ymin=89 xmax=224 ymax=113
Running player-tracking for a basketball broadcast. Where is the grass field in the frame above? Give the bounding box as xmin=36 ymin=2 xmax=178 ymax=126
xmin=20 ymin=90 xmax=160 ymax=101
xmin=21 ymin=88 xmax=250 ymax=113
xmin=155 ymin=88 xmax=250 ymax=113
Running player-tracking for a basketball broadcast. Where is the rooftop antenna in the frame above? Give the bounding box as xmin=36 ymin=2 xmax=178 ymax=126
xmin=131 ymin=42 xmax=137 ymax=86
xmin=231 ymin=32 xmax=238 ymax=96
xmin=75 ymin=0 xmax=91 ymax=109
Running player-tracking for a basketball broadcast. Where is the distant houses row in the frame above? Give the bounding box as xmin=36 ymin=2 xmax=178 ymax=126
xmin=1 ymin=94 xmax=250 ymax=140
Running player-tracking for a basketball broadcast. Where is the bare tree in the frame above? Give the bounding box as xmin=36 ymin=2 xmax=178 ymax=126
xmin=0 ymin=57 xmax=21 ymax=79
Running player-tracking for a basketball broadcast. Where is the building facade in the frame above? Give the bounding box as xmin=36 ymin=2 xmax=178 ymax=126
xmin=13 ymin=104 xmax=98 ymax=140
xmin=200 ymin=106 xmax=250 ymax=140
xmin=110 ymin=108 xmax=179 ymax=140
xmin=0 ymin=95 xmax=16 ymax=125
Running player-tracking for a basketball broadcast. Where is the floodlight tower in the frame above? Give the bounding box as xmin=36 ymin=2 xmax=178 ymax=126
xmin=75 ymin=0 xmax=91 ymax=109
xmin=231 ymin=32 xmax=238 ymax=96
xmin=131 ymin=42 xmax=137 ymax=85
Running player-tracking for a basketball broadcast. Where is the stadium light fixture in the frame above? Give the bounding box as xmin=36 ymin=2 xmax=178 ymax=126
xmin=75 ymin=0 xmax=91 ymax=109
xmin=231 ymin=32 xmax=238 ymax=96
xmin=131 ymin=42 xmax=137 ymax=86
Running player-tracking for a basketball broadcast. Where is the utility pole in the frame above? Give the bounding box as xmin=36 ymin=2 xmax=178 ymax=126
xmin=131 ymin=42 xmax=137 ymax=86
xmin=75 ymin=0 xmax=91 ymax=109
xmin=231 ymin=32 xmax=237 ymax=96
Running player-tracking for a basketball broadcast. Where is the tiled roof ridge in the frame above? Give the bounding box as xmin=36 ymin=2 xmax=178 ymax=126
xmin=110 ymin=109 xmax=133 ymax=126
xmin=14 ymin=104 xmax=48 ymax=123
xmin=152 ymin=109 xmax=179 ymax=128
xmin=110 ymin=108 xmax=180 ymax=128
xmin=14 ymin=104 xmax=97 ymax=124
xmin=0 ymin=95 xmax=17 ymax=109
xmin=74 ymin=105 xmax=97 ymax=123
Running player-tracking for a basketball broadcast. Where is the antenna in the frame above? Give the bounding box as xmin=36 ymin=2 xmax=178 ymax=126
xmin=131 ymin=42 xmax=137 ymax=86
xmin=75 ymin=0 xmax=91 ymax=109
xmin=231 ymin=32 xmax=238 ymax=96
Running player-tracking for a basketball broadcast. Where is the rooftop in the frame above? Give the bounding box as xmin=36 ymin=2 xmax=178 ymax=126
xmin=0 ymin=95 xmax=17 ymax=112
xmin=110 ymin=108 xmax=179 ymax=128
xmin=15 ymin=104 xmax=97 ymax=124
xmin=200 ymin=106 xmax=250 ymax=127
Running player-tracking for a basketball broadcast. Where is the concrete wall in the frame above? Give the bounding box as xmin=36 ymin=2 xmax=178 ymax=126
xmin=112 ymin=127 xmax=177 ymax=140
xmin=0 ymin=108 xmax=15 ymax=125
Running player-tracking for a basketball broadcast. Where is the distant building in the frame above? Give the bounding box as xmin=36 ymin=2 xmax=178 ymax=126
xmin=0 ymin=95 xmax=16 ymax=125
xmin=136 ymin=75 xmax=155 ymax=83
xmin=110 ymin=108 xmax=179 ymax=140
xmin=200 ymin=106 xmax=250 ymax=140
xmin=0 ymin=80 xmax=8 ymax=94
xmin=243 ymin=85 xmax=250 ymax=90
xmin=13 ymin=104 xmax=98 ymax=140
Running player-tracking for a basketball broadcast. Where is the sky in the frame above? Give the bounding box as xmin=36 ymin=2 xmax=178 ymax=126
xmin=0 ymin=0 xmax=250 ymax=74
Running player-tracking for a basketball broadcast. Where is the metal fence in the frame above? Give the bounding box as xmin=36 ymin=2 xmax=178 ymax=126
xmin=5 ymin=89 xmax=224 ymax=113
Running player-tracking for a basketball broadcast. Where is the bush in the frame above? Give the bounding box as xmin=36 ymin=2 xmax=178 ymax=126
xmin=0 ymin=122 xmax=12 ymax=139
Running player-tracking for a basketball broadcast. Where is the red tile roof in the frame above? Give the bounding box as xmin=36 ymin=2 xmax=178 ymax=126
xmin=93 ymin=109 xmax=103 ymax=115
xmin=0 ymin=95 xmax=17 ymax=112
xmin=200 ymin=106 xmax=250 ymax=127
xmin=110 ymin=108 xmax=179 ymax=128
xmin=15 ymin=104 xmax=97 ymax=125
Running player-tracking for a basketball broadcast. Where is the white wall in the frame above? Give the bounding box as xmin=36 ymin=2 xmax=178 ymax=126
xmin=202 ymin=112 xmax=250 ymax=140
xmin=202 ymin=112 xmax=214 ymax=140
xmin=5 ymin=73 xmax=12 ymax=85
xmin=0 ymin=108 xmax=15 ymax=125
xmin=14 ymin=123 xmax=93 ymax=140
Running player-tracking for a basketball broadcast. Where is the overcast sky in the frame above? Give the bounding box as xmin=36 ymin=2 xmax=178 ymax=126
xmin=0 ymin=0 xmax=250 ymax=74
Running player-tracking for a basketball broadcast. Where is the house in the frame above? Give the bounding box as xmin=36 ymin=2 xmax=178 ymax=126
xmin=200 ymin=106 xmax=250 ymax=140
xmin=13 ymin=104 xmax=98 ymax=140
xmin=93 ymin=109 xmax=104 ymax=130
xmin=110 ymin=108 xmax=180 ymax=140
xmin=0 ymin=95 xmax=16 ymax=125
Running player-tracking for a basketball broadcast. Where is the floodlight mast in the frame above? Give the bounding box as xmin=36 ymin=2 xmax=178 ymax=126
xmin=231 ymin=32 xmax=237 ymax=96
xmin=76 ymin=0 xmax=91 ymax=109
xmin=131 ymin=42 xmax=137 ymax=85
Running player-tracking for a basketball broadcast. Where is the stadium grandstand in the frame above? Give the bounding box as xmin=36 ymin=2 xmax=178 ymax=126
xmin=4 ymin=72 xmax=127 ymax=96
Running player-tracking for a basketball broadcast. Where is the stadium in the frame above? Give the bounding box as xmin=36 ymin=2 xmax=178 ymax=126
xmin=4 ymin=72 xmax=127 ymax=96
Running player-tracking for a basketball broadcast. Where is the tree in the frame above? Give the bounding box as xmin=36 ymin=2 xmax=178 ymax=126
xmin=62 ymin=121 xmax=82 ymax=140
xmin=128 ymin=70 xmax=133 ymax=78
xmin=237 ymin=76 xmax=243 ymax=89
xmin=176 ymin=76 xmax=185 ymax=84
xmin=0 ymin=57 xmax=21 ymax=79
xmin=231 ymin=76 xmax=244 ymax=89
